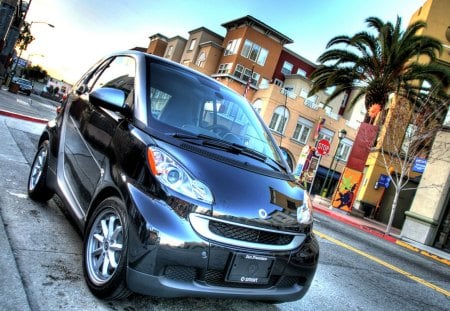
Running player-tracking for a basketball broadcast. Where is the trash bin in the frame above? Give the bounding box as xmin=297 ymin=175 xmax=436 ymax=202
xmin=8 ymin=82 xmax=19 ymax=94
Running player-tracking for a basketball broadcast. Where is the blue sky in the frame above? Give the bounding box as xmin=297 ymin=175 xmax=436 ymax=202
xmin=25 ymin=0 xmax=426 ymax=84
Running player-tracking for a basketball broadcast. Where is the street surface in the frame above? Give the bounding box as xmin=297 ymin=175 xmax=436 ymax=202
xmin=0 ymin=87 xmax=58 ymax=121
xmin=0 ymin=90 xmax=449 ymax=310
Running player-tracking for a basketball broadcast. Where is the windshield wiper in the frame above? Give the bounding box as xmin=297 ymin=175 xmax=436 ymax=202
xmin=171 ymin=132 xmax=287 ymax=172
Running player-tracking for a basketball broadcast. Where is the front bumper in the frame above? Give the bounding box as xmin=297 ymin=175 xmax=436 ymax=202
xmin=125 ymin=183 xmax=319 ymax=302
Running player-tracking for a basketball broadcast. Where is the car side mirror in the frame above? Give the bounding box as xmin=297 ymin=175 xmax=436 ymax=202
xmin=89 ymin=87 xmax=130 ymax=115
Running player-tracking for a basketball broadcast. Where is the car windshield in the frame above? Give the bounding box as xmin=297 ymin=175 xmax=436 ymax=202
xmin=147 ymin=60 xmax=285 ymax=168
xmin=16 ymin=78 xmax=32 ymax=86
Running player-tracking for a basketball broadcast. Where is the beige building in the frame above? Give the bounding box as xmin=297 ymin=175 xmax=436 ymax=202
xmin=400 ymin=0 xmax=450 ymax=251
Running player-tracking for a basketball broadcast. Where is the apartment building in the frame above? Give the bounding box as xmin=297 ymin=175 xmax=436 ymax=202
xmin=146 ymin=14 xmax=360 ymax=198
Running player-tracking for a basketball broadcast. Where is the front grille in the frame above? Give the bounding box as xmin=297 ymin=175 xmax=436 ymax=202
xmin=163 ymin=266 xmax=303 ymax=290
xmin=209 ymin=220 xmax=294 ymax=245
xmin=164 ymin=266 xmax=196 ymax=282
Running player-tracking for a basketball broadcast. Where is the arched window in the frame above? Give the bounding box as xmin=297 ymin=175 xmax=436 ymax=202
xmin=195 ymin=52 xmax=206 ymax=67
xmin=269 ymin=106 xmax=289 ymax=134
xmin=252 ymin=99 xmax=263 ymax=114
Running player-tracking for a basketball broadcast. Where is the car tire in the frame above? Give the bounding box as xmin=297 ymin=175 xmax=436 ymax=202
xmin=83 ymin=197 xmax=132 ymax=300
xmin=28 ymin=140 xmax=54 ymax=202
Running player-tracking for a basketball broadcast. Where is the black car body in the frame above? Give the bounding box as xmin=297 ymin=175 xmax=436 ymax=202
xmin=28 ymin=51 xmax=319 ymax=302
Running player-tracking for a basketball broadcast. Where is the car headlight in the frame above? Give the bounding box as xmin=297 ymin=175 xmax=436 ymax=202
xmin=297 ymin=191 xmax=313 ymax=225
xmin=147 ymin=146 xmax=213 ymax=204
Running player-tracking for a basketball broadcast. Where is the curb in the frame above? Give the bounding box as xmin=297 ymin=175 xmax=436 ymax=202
xmin=395 ymin=240 xmax=450 ymax=266
xmin=0 ymin=110 xmax=49 ymax=124
xmin=313 ymin=205 xmax=398 ymax=243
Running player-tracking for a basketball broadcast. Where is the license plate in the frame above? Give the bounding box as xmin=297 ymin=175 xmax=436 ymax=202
xmin=226 ymin=253 xmax=275 ymax=284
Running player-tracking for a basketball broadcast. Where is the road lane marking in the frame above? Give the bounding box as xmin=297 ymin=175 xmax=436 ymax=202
xmin=314 ymin=230 xmax=450 ymax=297
xmin=16 ymin=99 xmax=31 ymax=106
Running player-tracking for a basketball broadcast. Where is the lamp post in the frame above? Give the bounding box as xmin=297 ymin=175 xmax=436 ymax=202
xmin=8 ymin=21 xmax=54 ymax=83
xmin=320 ymin=128 xmax=347 ymax=197
xmin=279 ymin=86 xmax=288 ymax=148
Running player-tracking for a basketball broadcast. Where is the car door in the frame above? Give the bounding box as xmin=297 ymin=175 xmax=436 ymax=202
xmin=62 ymin=56 xmax=136 ymax=216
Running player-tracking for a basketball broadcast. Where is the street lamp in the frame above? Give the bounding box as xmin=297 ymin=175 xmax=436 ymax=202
xmin=30 ymin=21 xmax=55 ymax=28
xmin=320 ymin=128 xmax=347 ymax=197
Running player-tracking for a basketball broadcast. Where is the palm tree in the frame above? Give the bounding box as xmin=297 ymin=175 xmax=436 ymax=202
xmin=309 ymin=16 xmax=450 ymax=120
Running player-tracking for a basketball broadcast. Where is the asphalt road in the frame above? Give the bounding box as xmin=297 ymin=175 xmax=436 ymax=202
xmin=0 ymin=93 xmax=449 ymax=310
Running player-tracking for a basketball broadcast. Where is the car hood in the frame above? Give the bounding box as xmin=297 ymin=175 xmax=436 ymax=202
xmin=158 ymin=139 xmax=305 ymax=233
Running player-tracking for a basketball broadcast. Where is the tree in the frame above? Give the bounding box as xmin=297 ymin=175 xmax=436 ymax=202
xmin=375 ymin=91 xmax=448 ymax=235
xmin=23 ymin=65 xmax=47 ymax=81
xmin=309 ymin=16 xmax=450 ymax=120
xmin=16 ymin=22 xmax=34 ymax=52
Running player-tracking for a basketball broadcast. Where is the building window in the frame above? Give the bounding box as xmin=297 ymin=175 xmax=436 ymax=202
xmin=336 ymin=138 xmax=353 ymax=161
xmin=251 ymin=72 xmax=260 ymax=86
xmin=281 ymin=61 xmax=293 ymax=75
xmin=297 ymin=68 xmax=306 ymax=77
xmin=257 ymin=48 xmax=268 ymax=65
xmin=195 ymin=52 xmax=206 ymax=67
xmin=269 ymin=106 xmax=289 ymax=134
xmin=317 ymin=128 xmax=334 ymax=142
xmin=305 ymin=94 xmax=318 ymax=108
xmin=253 ymin=99 xmax=263 ymax=114
xmin=233 ymin=64 xmax=259 ymax=85
xmin=401 ymin=123 xmax=417 ymax=154
xmin=248 ymin=43 xmax=260 ymax=61
xmin=233 ymin=64 xmax=244 ymax=78
xmin=274 ymin=79 xmax=283 ymax=87
xmin=325 ymin=85 xmax=336 ymax=95
xmin=217 ymin=63 xmax=232 ymax=74
xmin=292 ymin=117 xmax=313 ymax=144
xmin=300 ymin=88 xmax=309 ymax=98
xmin=242 ymin=68 xmax=253 ymax=84
xmin=224 ymin=38 xmax=241 ymax=56
xmin=259 ymin=78 xmax=269 ymax=89
xmin=240 ymin=39 xmax=268 ymax=65
xmin=188 ymin=39 xmax=197 ymax=51
xmin=166 ymin=46 xmax=173 ymax=58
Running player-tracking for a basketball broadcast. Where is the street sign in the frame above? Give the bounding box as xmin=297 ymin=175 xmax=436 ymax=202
xmin=377 ymin=174 xmax=390 ymax=188
xmin=316 ymin=139 xmax=331 ymax=156
xmin=412 ymin=157 xmax=427 ymax=173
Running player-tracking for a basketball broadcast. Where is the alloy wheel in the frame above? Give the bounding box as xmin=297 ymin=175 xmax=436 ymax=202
xmin=29 ymin=146 xmax=48 ymax=192
xmin=85 ymin=208 xmax=124 ymax=286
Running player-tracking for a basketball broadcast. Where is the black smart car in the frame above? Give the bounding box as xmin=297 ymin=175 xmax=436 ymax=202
xmin=28 ymin=51 xmax=318 ymax=302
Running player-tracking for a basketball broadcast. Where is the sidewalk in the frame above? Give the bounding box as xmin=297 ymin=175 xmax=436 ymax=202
xmin=0 ymin=114 xmax=37 ymax=311
xmin=312 ymin=195 xmax=450 ymax=266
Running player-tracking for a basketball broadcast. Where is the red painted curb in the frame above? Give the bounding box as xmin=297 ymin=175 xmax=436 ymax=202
xmin=313 ymin=205 xmax=398 ymax=243
xmin=0 ymin=110 xmax=49 ymax=124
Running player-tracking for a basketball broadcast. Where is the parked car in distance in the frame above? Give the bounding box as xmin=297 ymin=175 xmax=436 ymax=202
xmin=11 ymin=77 xmax=33 ymax=96
xmin=28 ymin=51 xmax=319 ymax=302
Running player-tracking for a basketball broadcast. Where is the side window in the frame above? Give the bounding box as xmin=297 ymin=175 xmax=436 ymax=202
xmin=91 ymin=56 xmax=136 ymax=98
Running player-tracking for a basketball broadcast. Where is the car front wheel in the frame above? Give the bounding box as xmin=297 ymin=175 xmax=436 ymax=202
xmin=83 ymin=197 xmax=132 ymax=300
xmin=28 ymin=140 xmax=54 ymax=202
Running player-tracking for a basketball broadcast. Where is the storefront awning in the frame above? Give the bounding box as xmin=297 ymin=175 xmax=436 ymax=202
xmin=316 ymin=166 xmax=341 ymax=180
